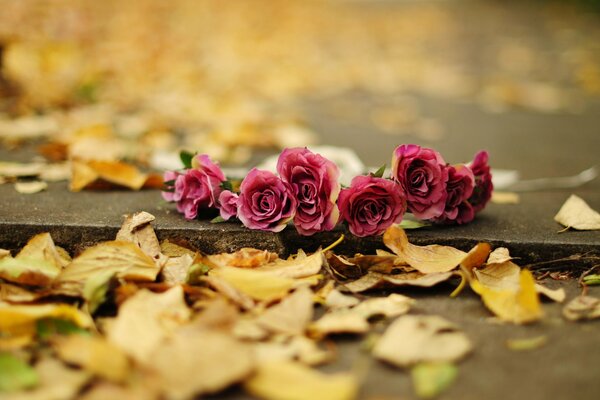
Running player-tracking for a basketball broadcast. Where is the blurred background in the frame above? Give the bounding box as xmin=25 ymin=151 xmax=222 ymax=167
xmin=1 ymin=0 xmax=599 ymax=179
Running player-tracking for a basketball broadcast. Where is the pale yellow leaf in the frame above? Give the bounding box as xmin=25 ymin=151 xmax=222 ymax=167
xmin=554 ymin=194 xmax=600 ymax=230
xmin=344 ymin=271 xmax=453 ymax=293
xmin=535 ymin=284 xmax=566 ymax=303
xmin=203 ymin=275 xmax=255 ymax=310
xmin=325 ymin=289 xmax=360 ymax=309
xmin=207 ymin=248 xmax=279 ymax=269
xmin=209 ymin=267 xmax=295 ymax=302
xmin=257 ymin=250 xmax=324 ymax=279
xmin=79 ymin=382 xmax=159 ymax=400
xmin=0 ymin=283 xmax=40 ymax=303
xmin=244 ymin=361 xmax=358 ymax=400
xmin=17 ymin=232 xmax=69 ymax=269
xmin=383 ymin=225 xmax=467 ymax=273
xmin=352 ymin=293 xmax=414 ymax=319
xmin=105 ymin=286 xmax=190 ymax=364
xmin=506 ymin=335 xmax=547 ymax=351
xmin=373 ymin=315 xmax=472 ymax=367
xmin=116 ymin=211 xmax=166 ymax=266
xmin=160 ymin=254 xmax=194 ymax=285
xmin=486 ymin=247 xmax=513 ymax=264
xmin=151 ymin=329 xmax=254 ymax=400
xmin=54 ymin=335 xmax=130 ymax=382
xmin=309 ymin=310 xmax=369 ymax=336
xmin=256 ymin=286 xmax=314 ymax=335
xmin=14 ymin=180 xmax=47 ymax=194
xmin=563 ymin=296 xmax=600 ymax=321
xmin=0 ymin=303 xmax=92 ymax=337
xmin=491 ymin=191 xmax=520 ymax=204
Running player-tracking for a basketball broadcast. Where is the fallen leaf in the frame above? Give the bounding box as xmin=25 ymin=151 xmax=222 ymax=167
xmin=209 ymin=267 xmax=296 ymax=302
xmin=257 ymin=250 xmax=323 ymax=278
xmin=79 ymin=382 xmax=159 ymax=400
xmin=352 ymin=293 xmax=414 ymax=319
xmin=486 ymin=247 xmax=513 ymax=264
xmin=534 ymin=284 xmax=566 ymax=303
xmin=411 ymin=362 xmax=458 ymax=399
xmin=70 ymin=159 xmax=155 ymax=191
xmin=471 ymin=269 xmax=543 ymax=324
xmin=57 ymin=241 xmax=160 ymax=295
xmin=491 ymin=191 xmax=520 ymax=204
xmin=82 ymin=270 xmax=115 ymax=313
xmin=0 ymin=162 xmax=45 ymax=178
xmin=16 ymin=233 xmax=70 ymax=269
xmin=105 ymin=286 xmax=190 ymax=364
xmin=554 ymin=194 xmax=600 ymax=231
xmin=160 ymin=254 xmax=194 ymax=285
xmin=309 ymin=310 xmax=370 ymax=336
xmin=256 ymin=286 xmax=314 ymax=335
xmin=207 ymin=248 xmax=279 ymax=268
xmin=244 ymin=360 xmax=358 ymax=400
xmin=116 ymin=211 xmax=166 ymax=266
xmin=0 ymin=283 xmax=41 ymax=303
xmin=203 ymin=275 xmax=255 ymax=310
xmin=505 ymin=335 xmax=548 ymax=351
xmin=563 ymin=296 xmax=600 ymax=321
xmin=53 ymin=335 xmax=130 ymax=382
xmin=2 ymin=357 xmax=89 ymax=400
xmin=373 ymin=315 xmax=472 ymax=367
xmin=325 ymin=289 xmax=360 ymax=309
xmin=14 ymin=181 xmax=47 ymax=194
xmin=344 ymin=271 xmax=453 ymax=293
xmin=151 ymin=328 xmax=254 ymax=399
xmin=383 ymin=225 xmax=467 ymax=273
xmin=0 ymin=303 xmax=92 ymax=337
xmin=0 ymin=352 xmax=38 ymax=392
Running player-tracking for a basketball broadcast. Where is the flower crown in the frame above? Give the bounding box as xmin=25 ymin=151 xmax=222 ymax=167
xmin=162 ymin=145 xmax=493 ymax=237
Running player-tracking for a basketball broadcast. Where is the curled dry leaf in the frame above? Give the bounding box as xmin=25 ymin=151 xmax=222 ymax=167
xmin=554 ymin=194 xmax=600 ymax=231
xmin=0 ymin=303 xmax=92 ymax=337
xmin=0 ymin=283 xmax=41 ymax=303
xmin=257 ymin=250 xmax=323 ymax=279
xmin=14 ymin=181 xmax=47 ymax=194
xmin=70 ymin=159 xmax=160 ymax=191
xmin=150 ymin=328 xmax=254 ymax=400
xmin=116 ymin=211 xmax=166 ymax=267
xmin=486 ymin=247 xmax=513 ymax=265
xmin=105 ymin=286 xmax=190 ymax=364
xmin=383 ymin=225 xmax=467 ymax=273
xmin=244 ymin=360 xmax=358 ymax=400
xmin=53 ymin=334 xmax=130 ymax=382
xmin=160 ymin=254 xmax=194 ymax=286
xmin=562 ymin=296 xmax=600 ymax=321
xmin=208 ymin=248 xmax=279 ymax=269
xmin=352 ymin=293 xmax=415 ymax=319
xmin=253 ymin=336 xmax=333 ymax=367
xmin=344 ymin=271 xmax=454 ymax=293
xmin=57 ymin=241 xmax=160 ymax=295
xmin=208 ymin=267 xmax=296 ymax=302
xmin=373 ymin=315 xmax=472 ymax=367
xmin=256 ymin=286 xmax=314 ymax=336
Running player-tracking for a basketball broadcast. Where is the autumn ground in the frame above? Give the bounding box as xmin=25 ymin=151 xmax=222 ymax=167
xmin=1 ymin=1 xmax=600 ymax=399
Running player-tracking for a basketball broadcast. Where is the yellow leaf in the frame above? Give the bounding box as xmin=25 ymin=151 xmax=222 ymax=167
xmin=471 ymin=269 xmax=542 ymax=324
xmin=70 ymin=159 xmax=149 ymax=191
xmin=0 ymin=303 xmax=92 ymax=337
xmin=554 ymin=194 xmax=600 ymax=231
xmin=256 ymin=286 xmax=314 ymax=335
xmin=309 ymin=310 xmax=370 ymax=336
xmin=344 ymin=271 xmax=453 ymax=293
xmin=244 ymin=361 xmax=358 ymax=400
xmin=105 ymin=286 xmax=190 ymax=364
xmin=207 ymin=248 xmax=279 ymax=269
xmin=257 ymin=250 xmax=324 ymax=279
xmin=209 ymin=267 xmax=295 ymax=302
xmin=383 ymin=225 xmax=467 ymax=273
xmin=116 ymin=212 xmax=166 ymax=267
xmin=54 ymin=335 xmax=130 ymax=382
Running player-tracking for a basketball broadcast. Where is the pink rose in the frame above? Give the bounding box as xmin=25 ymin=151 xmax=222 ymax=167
xmin=391 ymin=144 xmax=448 ymax=220
xmin=162 ymin=170 xmax=183 ymax=202
xmin=338 ymin=175 xmax=407 ymax=237
xmin=468 ymin=151 xmax=493 ymax=213
xmin=162 ymin=154 xmax=226 ymax=220
xmin=433 ymin=164 xmax=475 ymax=224
xmin=218 ymin=190 xmax=239 ymax=221
xmin=277 ymin=148 xmax=341 ymax=235
xmin=237 ymin=168 xmax=297 ymax=232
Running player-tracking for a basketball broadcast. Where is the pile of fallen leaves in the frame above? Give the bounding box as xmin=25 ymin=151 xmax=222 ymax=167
xmin=0 ymin=212 xmax=597 ymax=400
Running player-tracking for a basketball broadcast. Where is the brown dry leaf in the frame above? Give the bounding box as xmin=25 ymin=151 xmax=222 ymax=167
xmin=487 ymin=247 xmax=513 ymax=264
xmin=352 ymin=293 xmax=415 ymax=319
xmin=373 ymin=315 xmax=472 ymax=367
xmin=2 ymin=357 xmax=90 ymax=400
xmin=57 ymin=240 xmax=160 ymax=295
xmin=554 ymin=194 xmax=600 ymax=231
xmin=105 ymin=286 xmax=190 ymax=364
xmin=14 ymin=181 xmax=47 ymax=194
xmin=209 ymin=267 xmax=296 ymax=302
xmin=256 ymin=286 xmax=314 ymax=336
xmin=0 ymin=302 xmax=92 ymax=337
xmin=383 ymin=225 xmax=467 ymax=273
xmin=309 ymin=310 xmax=370 ymax=336
xmin=244 ymin=360 xmax=358 ymax=400
xmin=53 ymin=334 xmax=130 ymax=382
xmin=344 ymin=271 xmax=454 ymax=293
xmin=257 ymin=250 xmax=324 ymax=279
xmin=17 ymin=232 xmax=70 ymax=269
xmin=116 ymin=211 xmax=166 ymax=267
xmin=563 ymin=296 xmax=600 ymax=321
xmin=471 ymin=269 xmax=543 ymax=324
xmin=207 ymin=248 xmax=279 ymax=268
xmin=70 ymin=159 xmax=151 ymax=191
xmin=151 ymin=328 xmax=254 ymax=400
xmin=160 ymin=254 xmax=194 ymax=285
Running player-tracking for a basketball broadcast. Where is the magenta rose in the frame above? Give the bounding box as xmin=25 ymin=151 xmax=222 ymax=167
xmin=162 ymin=154 xmax=226 ymax=220
xmin=433 ymin=164 xmax=475 ymax=224
xmin=162 ymin=170 xmax=183 ymax=202
xmin=218 ymin=190 xmax=239 ymax=221
xmin=391 ymin=144 xmax=448 ymax=220
xmin=277 ymin=148 xmax=341 ymax=235
xmin=237 ymin=168 xmax=297 ymax=232
xmin=338 ymin=175 xmax=407 ymax=237
xmin=468 ymin=150 xmax=493 ymax=213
